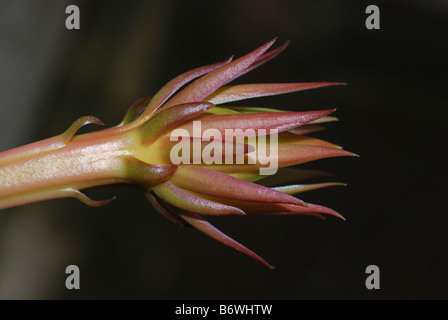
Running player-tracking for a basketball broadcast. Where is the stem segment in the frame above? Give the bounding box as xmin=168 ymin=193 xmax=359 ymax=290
xmin=0 ymin=127 xmax=135 ymax=210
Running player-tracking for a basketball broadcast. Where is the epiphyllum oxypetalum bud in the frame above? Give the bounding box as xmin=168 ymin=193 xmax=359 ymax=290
xmin=0 ymin=39 xmax=356 ymax=268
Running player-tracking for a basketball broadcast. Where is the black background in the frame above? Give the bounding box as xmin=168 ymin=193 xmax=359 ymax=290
xmin=0 ymin=0 xmax=446 ymax=299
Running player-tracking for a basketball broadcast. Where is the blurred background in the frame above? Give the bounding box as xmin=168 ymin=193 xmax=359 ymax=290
xmin=0 ymin=0 xmax=446 ymax=299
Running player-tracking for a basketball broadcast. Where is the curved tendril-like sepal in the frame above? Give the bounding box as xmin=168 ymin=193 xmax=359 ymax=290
xmin=61 ymin=115 xmax=104 ymax=144
xmin=69 ymin=189 xmax=116 ymax=207
xmin=118 ymin=97 xmax=152 ymax=127
xmin=0 ymin=115 xmax=104 ymax=165
xmin=0 ymin=187 xmax=114 ymax=210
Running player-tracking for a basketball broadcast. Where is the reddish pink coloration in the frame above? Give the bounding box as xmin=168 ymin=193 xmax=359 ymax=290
xmin=199 ymin=145 xmax=355 ymax=172
xmin=132 ymin=57 xmax=234 ymax=127
xmin=273 ymin=145 xmax=356 ymax=168
xmin=185 ymin=192 xmax=344 ymax=220
xmin=0 ymin=128 xmax=176 ymax=210
xmin=207 ymin=82 xmax=343 ymax=105
xmin=160 ymin=39 xmax=277 ymax=111
xmin=175 ymin=109 xmax=335 ymax=138
xmin=152 ymin=181 xmax=245 ymax=216
xmin=0 ymin=39 xmax=355 ymax=268
xmin=239 ymin=40 xmax=290 ymax=77
xmin=257 ymin=203 xmax=345 ymax=220
xmin=179 ymin=211 xmax=274 ymax=269
xmin=141 ymin=102 xmax=215 ymax=143
xmin=0 ymin=116 xmax=104 ymax=165
xmin=0 ymin=187 xmax=115 ymax=210
xmin=146 ymin=192 xmax=189 ymax=227
xmin=171 ymin=166 xmax=307 ymax=206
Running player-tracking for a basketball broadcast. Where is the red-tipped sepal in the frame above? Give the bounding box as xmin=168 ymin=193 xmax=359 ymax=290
xmin=179 ymin=211 xmax=274 ymax=269
xmin=160 ymin=39 xmax=277 ymax=111
xmin=207 ymin=82 xmax=344 ymax=105
xmin=152 ymin=181 xmax=246 ymax=216
xmin=171 ymin=166 xmax=307 ymax=206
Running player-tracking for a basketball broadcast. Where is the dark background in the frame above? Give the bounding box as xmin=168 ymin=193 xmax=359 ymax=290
xmin=0 ymin=0 xmax=446 ymax=299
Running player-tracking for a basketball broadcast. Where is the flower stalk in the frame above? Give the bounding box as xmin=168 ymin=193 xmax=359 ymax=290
xmin=0 ymin=118 xmax=175 ymax=209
